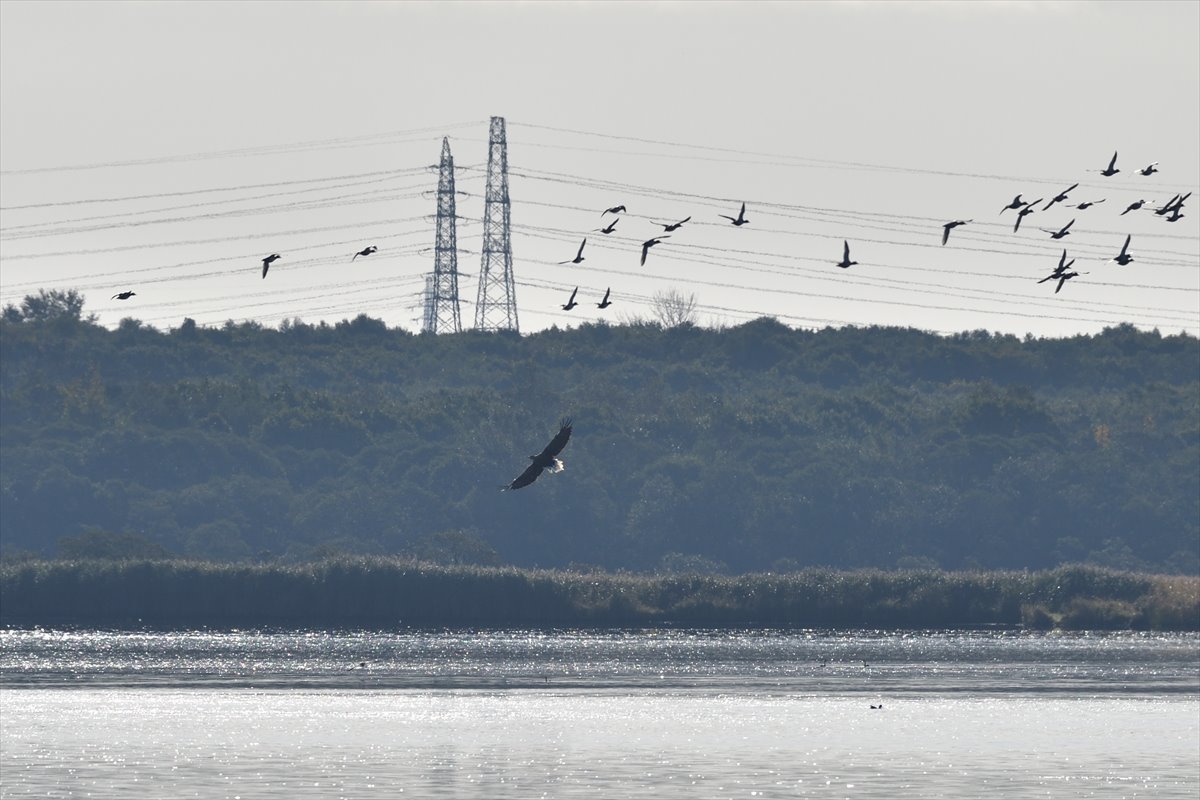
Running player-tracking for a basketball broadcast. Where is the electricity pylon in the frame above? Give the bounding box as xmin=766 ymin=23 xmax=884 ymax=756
xmin=430 ymin=137 xmax=463 ymax=333
xmin=473 ymin=116 xmax=519 ymax=333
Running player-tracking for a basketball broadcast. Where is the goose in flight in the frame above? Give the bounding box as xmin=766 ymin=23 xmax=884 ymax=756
xmin=352 ymin=245 xmax=377 ymax=261
xmin=1043 ymin=183 xmax=1079 ymax=211
xmin=1000 ymin=194 xmax=1026 ymax=215
xmin=1120 ymin=199 xmax=1145 ymax=216
xmin=1038 ymin=250 xmax=1075 ymax=285
xmin=1075 ymin=199 xmax=1106 ymax=210
xmin=596 ymin=287 xmax=613 ymax=309
xmin=1111 ymin=234 xmax=1134 ymax=266
xmin=1013 ymin=202 xmax=1041 ymax=233
xmin=561 ymin=287 xmax=579 ymax=311
xmin=1044 ymin=219 xmax=1075 ymax=240
xmin=718 ymin=202 xmax=749 ymax=226
xmin=1139 ymin=162 xmax=1159 ymax=176
xmin=111 ymin=290 xmax=136 ymax=300
xmin=657 ymin=216 xmax=691 ymax=232
xmin=602 ymin=205 xmax=626 ymax=216
xmin=1153 ymin=194 xmax=1182 ymax=216
xmin=835 ymin=240 xmax=858 ymax=269
xmin=559 ymin=238 xmax=586 ymax=265
xmin=640 ymin=236 xmax=668 ymax=266
xmin=1099 ymin=151 xmax=1120 ymax=177
xmin=1053 ymin=270 xmax=1081 ymax=294
xmin=942 ymin=219 xmax=971 ymax=245
xmin=261 ymin=253 xmax=280 ymax=279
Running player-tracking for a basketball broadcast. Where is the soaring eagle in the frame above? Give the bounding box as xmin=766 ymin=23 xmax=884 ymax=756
xmin=503 ymin=418 xmax=572 ymax=491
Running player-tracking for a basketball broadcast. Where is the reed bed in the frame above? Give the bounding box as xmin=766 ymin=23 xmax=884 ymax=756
xmin=1 ymin=559 xmax=1195 ymax=630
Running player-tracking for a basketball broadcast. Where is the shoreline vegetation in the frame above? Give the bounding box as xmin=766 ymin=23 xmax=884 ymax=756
xmin=1 ymin=560 xmax=1195 ymax=631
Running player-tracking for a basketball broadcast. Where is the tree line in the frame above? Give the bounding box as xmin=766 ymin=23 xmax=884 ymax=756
xmin=2 ymin=289 xmax=1197 ymax=575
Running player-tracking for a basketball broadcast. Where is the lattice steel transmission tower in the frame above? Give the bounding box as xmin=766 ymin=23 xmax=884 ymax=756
xmin=473 ymin=116 xmax=519 ymax=333
xmin=428 ymin=137 xmax=463 ymax=333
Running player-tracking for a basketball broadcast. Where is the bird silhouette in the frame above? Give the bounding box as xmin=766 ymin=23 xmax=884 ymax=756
xmin=1153 ymin=194 xmax=1182 ymax=216
xmin=602 ymin=205 xmax=626 ymax=216
xmin=1000 ymin=194 xmax=1026 ymax=215
xmin=1166 ymin=207 xmax=1186 ymax=223
xmin=640 ymin=236 xmax=668 ymax=266
xmin=596 ymin=219 xmax=619 ymax=234
xmin=718 ymin=202 xmax=749 ymax=226
xmin=1044 ymin=219 xmax=1075 ymax=240
xmin=352 ymin=245 xmax=377 ymax=261
xmin=559 ymin=238 xmax=586 ymax=265
xmin=942 ymin=219 xmax=971 ymax=245
xmin=1043 ymin=183 xmax=1079 ymax=211
xmin=1139 ymin=162 xmax=1159 ymax=176
xmin=261 ymin=253 xmax=280 ymax=278
xmin=870 ymin=704 xmax=883 ymax=710
xmin=657 ymin=216 xmax=691 ymax=232
xmin=1099 ymin=151 xmax=1120 ymax=177
xmin=111 ymin=291 xmax=136 ymax=300
xmin=1075 ymin=199 xmax=1106 ymax=210
xmin=561 ymin=287 xmax=579 ymax=311
xmin=1111 ymin=234 xmax=1134 ymax=266
xmin=1054 ymin=270 xmax=1081 ymax=294
xmin=1120 ymin=199 xmax=1145 ymax=216
xmin=836 ymin=240 xmax=858 ymax=269
xmin=596 ymin=287 xmax=613 ymax=309
xmin=1038 ymin=250 xmax=1075 ymax=284
xmin=1014 ymin=202 xmax=1042 ymax=233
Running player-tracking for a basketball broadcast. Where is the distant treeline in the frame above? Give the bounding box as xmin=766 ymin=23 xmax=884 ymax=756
xmin=1 ymin=559 xmax=1196 ymax=631
xmin=2 ymin=289 xmax=1198 ymax=574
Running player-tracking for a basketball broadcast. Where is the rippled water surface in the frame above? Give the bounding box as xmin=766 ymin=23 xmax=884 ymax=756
xmin=2 ymin=630 xmax=1198 ymax=798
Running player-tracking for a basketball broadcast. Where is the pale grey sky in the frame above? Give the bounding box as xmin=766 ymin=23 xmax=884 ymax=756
xmin=2 ymin=0 xmax=1197 ymax=336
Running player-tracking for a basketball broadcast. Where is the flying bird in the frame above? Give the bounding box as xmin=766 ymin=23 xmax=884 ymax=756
xmin=1166 ymin=207 xmax=1185 ymax=223
xmin=1099 ymin=151 xmax=1120 ymax=177
xmin=596 ymin=287 xmax=613 ymax=309
xmin=352 ymin=245 xmax=377 ymax=261
xmin=1037 ymin=250 xmax=1075 ymax=285
xmin=1043 ymin=183 xmax=1079 ymax=211
xmin=1014 ymin=202 xmax=1041 ymax=232
xmin=1074 ymin=199 xmax=1106 ymax=210
xmin=261 ymin=253 xmax=280 ymax=279
xmin=835 ymin=240 xmax=858 ymax=269
xmin=1053 ymin=270 xmax=1081 ymax=294
xmin=559 ymin=238 xmax=586 ymax=265
xmin=1139 ymin=162 xmax=1159 ymax=176
xmin=502 ymin=418 xmax=573 ymax=491
xmin=561 ymin=287 xmax=579 ymax=311
xmin=941 ymin=219 xmax=971 ymax=245
xmin=1153 ymin=194 xmax=1182 ymax=216
xmin=1120 ymin=199 xmax=1145 ymax=216
xmin=657 ymin=216 xmax=691 ymax=232
xmin=1000 ymin=194 xmax=1026 ymax=215
xmin=596 ymin=219 xmax=619 ymax=234
xmin=602 ymin=205 xmax=626 ymax=216
xmin=640 ymin=236 xmax=668 ymax=266
xmin=1044 ymin=219 xmax=1076 ymax=240
xmin=718 ymin=202 xmax=749 ymax=226
xmin=111 ymin=291 xmax=136 ymax=300
xmin=1111 ymin=234 xmax=1134 ymax=266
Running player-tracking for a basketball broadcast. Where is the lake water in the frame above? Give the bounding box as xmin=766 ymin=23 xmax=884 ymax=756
xmin=1 ymin=629 xmax=1197 ymax=798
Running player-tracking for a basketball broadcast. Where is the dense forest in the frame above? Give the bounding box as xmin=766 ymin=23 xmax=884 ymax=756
xmin=2 ymin=289 xmax=1198 ymax=574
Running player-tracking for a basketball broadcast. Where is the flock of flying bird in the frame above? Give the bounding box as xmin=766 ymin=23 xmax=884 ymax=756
xmin=106 ymin=151 xmax=1187 ymax=310
xmin=937 ymin=151 xmax=1187 ymax=294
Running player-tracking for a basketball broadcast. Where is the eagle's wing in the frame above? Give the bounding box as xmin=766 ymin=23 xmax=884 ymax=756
xmin=505 ymin=461 xmax=544 ymax=491
xmin=537 ymin=418 xmax=573 ymax=461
